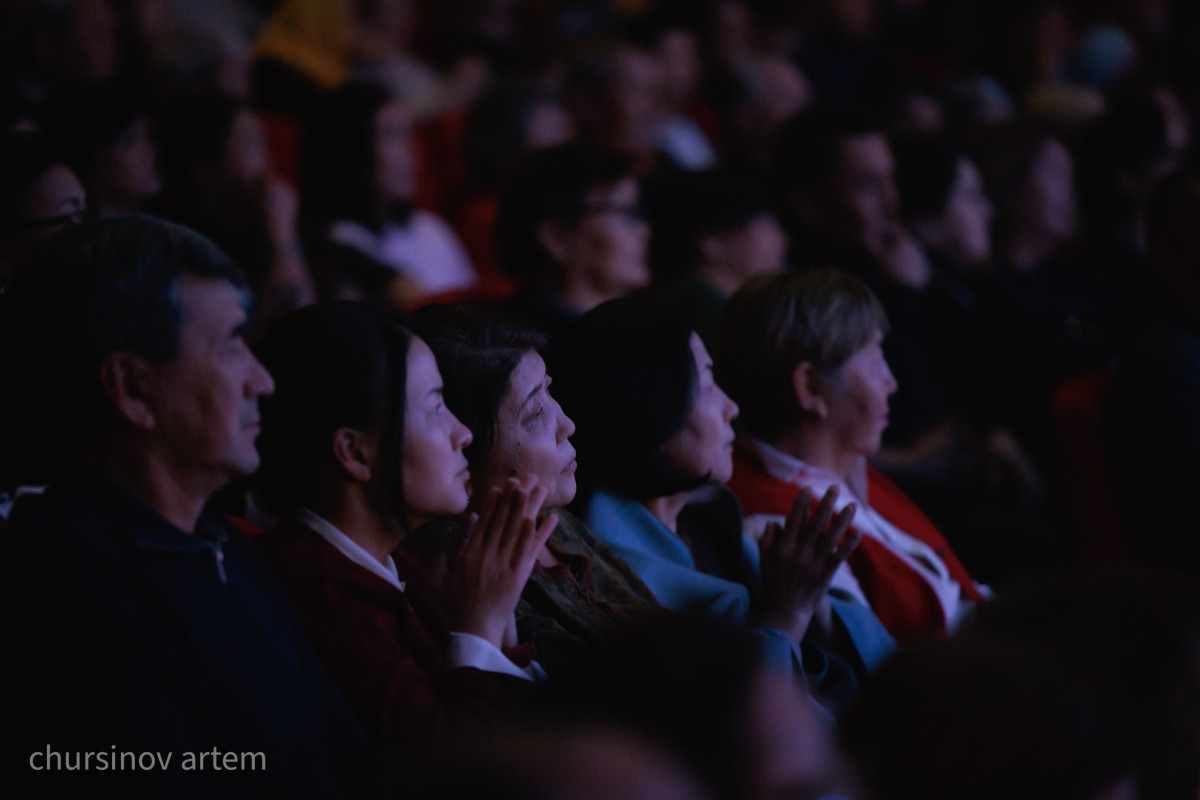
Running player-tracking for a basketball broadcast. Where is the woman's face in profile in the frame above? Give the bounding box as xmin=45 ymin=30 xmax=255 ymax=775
xmin=475 ymin=351 xmax=578 ymax=509
xmin=402 ymin=337 xmax=474 ymax=519
xmin=662 ymin=333 xmax=739 ymax=486
xmin=562 ymin=177 xmax=651 ymax=294
xmin=822 ymin=328 xmax=897 ymax=461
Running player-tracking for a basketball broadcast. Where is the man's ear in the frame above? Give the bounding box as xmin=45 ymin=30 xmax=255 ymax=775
xmin=536 ymin=219 xmax=574 ymax=264
xmin=98 ymin=351 xmax=158 ymax=430
xmin=332 ymin=427 xmax=375 ymax=483
xmin=792 ymin=362 xmax=830 ymax=420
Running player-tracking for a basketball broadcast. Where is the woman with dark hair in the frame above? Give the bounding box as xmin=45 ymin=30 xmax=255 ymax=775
xmin=448 ymin=80 xmax=573 ymax=301
xmin=719 ymin=268 xmax=985 ymax=645
xmin=494 ymin=141 xmax=651 ymax=340
xmin=298 ymin=82 xmax=476 ymax=305
xmin=157 ymin=92 xmax=314 ymax=326
xmin=38 ymin=79 xmax=161 ymax=215
xmin=409 ymin=304 xmax=660 ymax=674
xmin=0 ymin=133 xmax=87 ymax=281
xmin=969 ymin=123 xmax=1111 ymax=471
xmin=649 ymin=165 xmax=787 ymax=348
xmin=551 ymin=295 xmax=894 ymax=708
xmin=252 ymin=302 xmax=553 ymax=746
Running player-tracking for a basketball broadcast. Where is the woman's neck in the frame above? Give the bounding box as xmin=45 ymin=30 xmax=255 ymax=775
xmin=642 ymin=488 xmax=704 ymax=534
xmin=556 ymin=275 xmax=624 ymax=317
xmin=764 ymin=427 xmax=863 ymax=491
xmin=310 ymin=491 xmax=404 ymax=567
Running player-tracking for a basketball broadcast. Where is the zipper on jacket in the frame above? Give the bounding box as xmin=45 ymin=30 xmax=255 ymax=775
xmin=212 ymin=541 xmax=227 ymax=585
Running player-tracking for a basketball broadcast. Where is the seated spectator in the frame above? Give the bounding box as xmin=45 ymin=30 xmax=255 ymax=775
xmin=552 ymin=294 xmax=894 ymax=710
xmin=410 ymin=304 xmax=661 ymax=673
xmin=563 ymin=43 xmax=663 ymax=175
xmin=38 ymin=79 xmax=161 ymax=214
xmin=715 ymin=54 xmax=812 ymax=176
xmin=1110 ymin=170 xmax=1200 ymax=573
xmin=970 ymin=123 xmax=1111 ymax=470
xmin=635 ymin=20 xmax=717 ymax=171
xmin=648 ymin=165 xmax=787 ymax=347
xmin=718 ymin=268 xmax=985 ymax=644
xmin=0 ymin=133 xmax=87 ymax=282
xmin=0 ymin=216 xmax=374 ymax=794
xmin=450 ymin=80 xmax=573 ymax=301
xmin=299 ymin=82 xmax=477 ymax=306
xmin=494 ymin=142 xmax=651 ymax=341
xmin=157 ymin=92 xmax=314 ymax=328
xmin=253 ymin=302 xmax=552 ymax=746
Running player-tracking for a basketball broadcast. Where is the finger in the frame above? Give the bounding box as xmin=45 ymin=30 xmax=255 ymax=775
xmin=530 ymin=512 xmax=557 ymax=555
xmin=834 ymin=525 xmax=863 ymax=560
xmin=819 ymin=526 xmax=863 ymax=587
xmin=784 ymin=488 xmax=814 ymax=539
xmin=513 ymin=512 xmax=558 ymax=574
xmin=812 ymin=485 xmax=838 ymax=533
xmin=453 ymin=512 xmax=479 ymax=562
xmin=526 ymin=483 xmax=549 ymax=519
xmin=800 ymin=486 xmax=838 ymax=560
xmin=830 ymin=502 xmax=857 ymax=544
xmin=759 ymin=521 xmax=780 ymax=558
xmin=487 ymin=479 xmax=521 ymax=551
xmin=472 ymin=485 xmax=503 ymax=544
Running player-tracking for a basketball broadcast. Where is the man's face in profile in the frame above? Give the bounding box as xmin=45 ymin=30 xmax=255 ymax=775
xmin=140 ymin=276 xmax=275 ymax=488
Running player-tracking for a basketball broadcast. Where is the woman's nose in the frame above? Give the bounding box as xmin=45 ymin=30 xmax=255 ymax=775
xmin=451 ymin=414 xmax=473 ymax=450
xmin=555 ymin=403 xmax=576 ymax=443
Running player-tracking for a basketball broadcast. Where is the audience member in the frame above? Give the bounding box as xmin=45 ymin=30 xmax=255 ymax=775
xmin=493 ymin=142 xmax=650 ymax=340
xmin=552 ymin=294 xmax=894 ymax=711
xmin=411 ymin=304 xmax=661 ymax=674
xmin=253 ymin=302 xmax=551 ymax=746
xmin=0 ymin=215 xmax=374 ymax=794
xmin=719 ymin=269 xmax=985 ymax=644
xmin=298 ymin=81 xmax=477 ymax=306
xmin=38 ymin=79 xmax=162 ymax=215
xmin=157 ymin=91 xmax=314 ymax=326
xmin=0 ymin=133 xmax=88 ymax=282
xmin=648 ymin=165 xmax=787 ymax=348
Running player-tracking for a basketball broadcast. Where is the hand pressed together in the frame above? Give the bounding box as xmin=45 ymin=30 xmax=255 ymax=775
xmin=445 ymin=476 xmax=558 ymax=648
xmin=759 ymin=485 xmax=860 ymax=641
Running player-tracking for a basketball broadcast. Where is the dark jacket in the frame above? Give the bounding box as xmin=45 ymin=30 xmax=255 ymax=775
xmin=0 ymin=474 xmax=377 ymax=797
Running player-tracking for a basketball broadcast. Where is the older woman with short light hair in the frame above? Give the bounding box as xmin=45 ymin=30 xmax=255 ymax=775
xmin=719 ymin=268 xmax=986 ymax=645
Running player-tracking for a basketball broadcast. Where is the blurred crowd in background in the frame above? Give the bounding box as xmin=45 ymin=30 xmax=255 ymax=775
xmin=6 ymin=1 xmax=1200 ymax=799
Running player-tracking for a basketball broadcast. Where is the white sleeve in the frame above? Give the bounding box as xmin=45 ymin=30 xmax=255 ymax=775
xmin=446 ymin=632 xmax=543 ymax=681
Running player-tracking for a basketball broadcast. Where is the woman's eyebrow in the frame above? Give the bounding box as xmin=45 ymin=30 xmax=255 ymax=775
xmin=520 ymin=379 xmax=549 ymax=410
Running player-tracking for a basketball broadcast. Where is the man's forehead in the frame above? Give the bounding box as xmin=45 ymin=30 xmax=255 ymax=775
xmin=176 ymin=275 xmax=250 ymax=330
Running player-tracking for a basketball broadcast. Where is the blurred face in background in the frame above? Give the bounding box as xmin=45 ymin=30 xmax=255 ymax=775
xmin=1022 ymin=137 xmax=1077 ymax=242
xmin=373 ymin=101 xmax=416 ymax=205
xmin=551 ymin=177 xmax=651 ymax=297
xmin=830 ymin=133 xmax=900 ymax=254
xmin=703 ymin=213 xmax=788 ymax=287
xmin=609 ymin=50 xmax=663 ymax=156
xmin=95 ymin=117 xmax=161 ymax=212
xmin=915 ymin=157 xmax=992 ymax=267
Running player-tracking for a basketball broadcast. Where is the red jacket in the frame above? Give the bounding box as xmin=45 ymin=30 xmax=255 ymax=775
xmin=256 ymin=520 xmax=527 ymax=746
xmin=728 ymin=443 xmax=983 ymax=645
